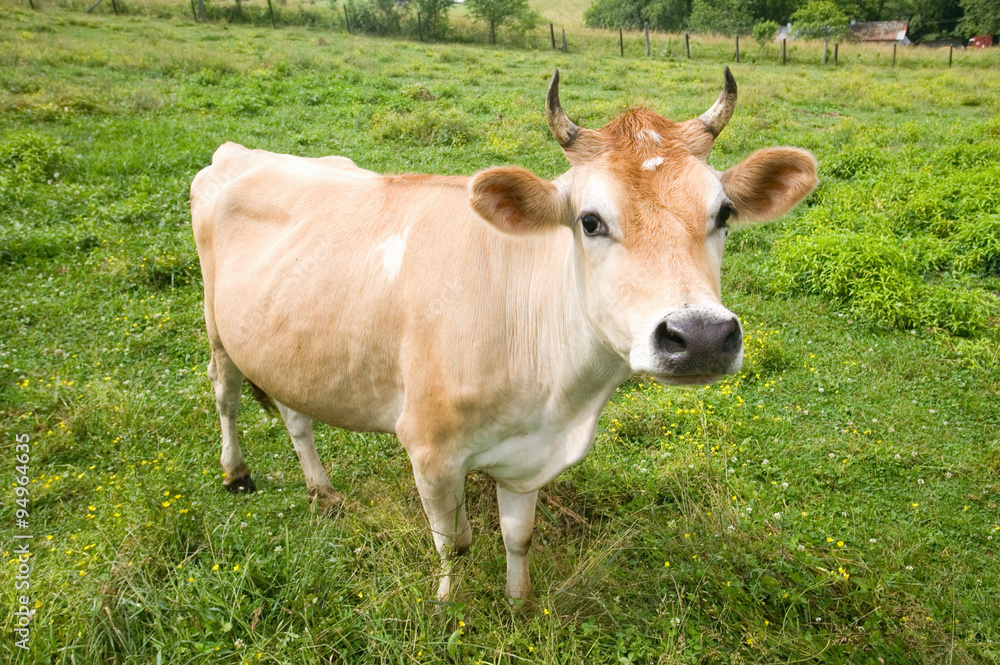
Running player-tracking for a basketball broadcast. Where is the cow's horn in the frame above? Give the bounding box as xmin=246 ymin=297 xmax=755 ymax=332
xmin=546 ymin=69 xmax=581 ymax=148
xmin=698 ymin=67 xmax=737 ymax=138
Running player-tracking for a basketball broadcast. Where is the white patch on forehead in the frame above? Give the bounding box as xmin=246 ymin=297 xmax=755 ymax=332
xmin=375 ymin=226 xmax=410 ymax=280
xmin=577 ymin=173 xmax=621 ymax=226
xmin=644 ymin=130 xmax=662 ymax=145
xmin=641 ymin=157 xmax=665 ymax=171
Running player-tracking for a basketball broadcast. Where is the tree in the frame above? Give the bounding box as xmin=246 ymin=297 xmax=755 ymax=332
xmin=465 ymin=0 xmax=540 ymax=42
xmin=414 ymin=0 xmax=453 ymax=40
xmin=345 ymin=0 xmax=408 ymax=34
xmin=686 ymin=0 xmax=755 ymax=34
xmin=960 ymin=0 xmax=1000 ymax=35
xmin=753 ymin=19 xmax=780 ymax=46
xmin=790 ymin=0 xmax=850 ymax=39
xmin=584 ymin=0 xmax=690 ymax=32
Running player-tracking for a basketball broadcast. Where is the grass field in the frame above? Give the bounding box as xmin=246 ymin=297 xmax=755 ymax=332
xmin=1 ymin=4 xmax=999 ymax=664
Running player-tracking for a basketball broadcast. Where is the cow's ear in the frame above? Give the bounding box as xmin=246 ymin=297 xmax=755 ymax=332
xmin=720 ymin=148 xmax=818 ymax=224
xmin=470 ymin=167 xmax=568 ymax=235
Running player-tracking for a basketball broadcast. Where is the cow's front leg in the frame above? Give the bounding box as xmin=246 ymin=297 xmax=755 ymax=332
xmin=274 ymin=403 xmax=344 ymax=509
xmin=208 ymin=348 xmax=254 ymax=493
xmin=497 ymin=485 xmax=537 ymax=601
xmin=408 ymin=453 xmax=472 ymax=601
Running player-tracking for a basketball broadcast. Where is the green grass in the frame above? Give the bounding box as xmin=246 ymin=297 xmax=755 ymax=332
xmin=1 ymin=5 xmax=999 ymax=664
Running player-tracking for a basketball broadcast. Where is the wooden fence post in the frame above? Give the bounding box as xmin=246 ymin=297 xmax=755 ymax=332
xmin=619 ymin=29 xmax=624 ymax=57
xmin=734 ymin=34 xmax=739 ymax=63
xmin=822 ymin=38 xmax=828 ymax=65
xmin=343 ymin=5 xmax=351 ymax=33
xmin=948 ymin=45 xmax=953 ymax=67
xmin=190 ymin=0 xmax=197 ymax=21
xmin=685 ymin=32 xmax=690 ymax=59
xmin=781 ymin=38 xmax=786 ymax=65
xmin=550 ymin=24 xmax=555 ymax=49
xmin=892 ymin=42 xmax=897 ymax=67
xmin=266 ymin=0 xmax=276 ymax=28
xmin=110 ymin=0 xmax=119 ymax=15
xmin=834 ymin=42 xmax=839 ymax=65
xmin=644 ymin=22 xmax=650 ymax=56
xmin=562 ymin=27 xmax=567 ymax=53
xmin=490 ymin=19 xmax=495 ymax=45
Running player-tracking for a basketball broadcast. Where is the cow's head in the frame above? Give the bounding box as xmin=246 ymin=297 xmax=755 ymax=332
xmin=470 ymin=69 xmax=817 ymax=384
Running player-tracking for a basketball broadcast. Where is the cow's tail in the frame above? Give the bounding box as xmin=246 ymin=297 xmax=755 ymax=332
xmin=247 ymin=380 xmax=280 ymax=416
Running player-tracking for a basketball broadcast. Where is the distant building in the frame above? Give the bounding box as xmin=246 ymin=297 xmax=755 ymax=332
xmin=850 ymin=20 xmax=910 ymax=45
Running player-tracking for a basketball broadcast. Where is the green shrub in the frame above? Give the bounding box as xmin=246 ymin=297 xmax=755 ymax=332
xmin=0 ymin=130 xmax=65 ymax=204
xmin=0 ymin=130 xmax=63 ymax=182
xmin=770 ymin=230 xmax=994 ymax=335
xmin=953 ymin=214 xmax=1000 ymax=275
xmin=901 ymin=167 xmax=1000 ymax=237
xmin=370 ymin=106 xmax=473 ymax=146
xmin=824 ymin=144 xmax=886 ymax=181
xmin=753 ymin=20 xmax=779 ymax=48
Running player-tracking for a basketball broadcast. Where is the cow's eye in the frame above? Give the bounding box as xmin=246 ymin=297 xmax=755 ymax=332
xmin=715 ymin=204 xmax=733 ymax=231
xmin=580 ymin=213 xmax=607 ymax=237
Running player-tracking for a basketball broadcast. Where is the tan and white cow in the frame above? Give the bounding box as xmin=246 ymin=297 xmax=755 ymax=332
xmin=191 ymin=69 xmax=817 ymax=601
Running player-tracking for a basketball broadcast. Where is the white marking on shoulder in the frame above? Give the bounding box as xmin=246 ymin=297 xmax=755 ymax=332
xmin=641 ymin=156 xmax=665 ymax=171
xmin=375 ymin=226 xmax=410 ymax=280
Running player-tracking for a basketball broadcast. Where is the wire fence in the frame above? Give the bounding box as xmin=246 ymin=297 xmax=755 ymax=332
xmin=23 ymin=0 xmax=1000 ymax=70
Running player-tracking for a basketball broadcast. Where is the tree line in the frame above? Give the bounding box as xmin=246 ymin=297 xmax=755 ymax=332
xmin=342 ymin=0 xmax=538 ymax=41
xmin=583 ymin=0 xmax=998 ymax=42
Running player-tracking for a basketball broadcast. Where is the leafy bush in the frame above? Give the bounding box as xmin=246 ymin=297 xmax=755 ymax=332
xmin=770 ymin=230 xmax=994 ymax=335
xmin=0 ymin=130 xmax=63 ymax=182
xmin=370 ymin=106 xmax=473 ymax=146
xmin=824 ymin=144 xmax=886 ymax=181
xmin=953 ymin=214 xmax=1000 ymax=275
xmin=0 ymin=130 xmax=64 ymax=203
xmin=753 ymin=20 xmax=779 ymax=48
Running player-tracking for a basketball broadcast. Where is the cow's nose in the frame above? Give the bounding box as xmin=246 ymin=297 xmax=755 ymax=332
xmin=652 ymin=310 xmax=742 ymax=376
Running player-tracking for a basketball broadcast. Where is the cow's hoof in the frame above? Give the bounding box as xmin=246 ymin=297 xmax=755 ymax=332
xmin=224 ymin=476 xmax=256 ymax=494
xmin=308 ymin=487 xmax=350 ymax=515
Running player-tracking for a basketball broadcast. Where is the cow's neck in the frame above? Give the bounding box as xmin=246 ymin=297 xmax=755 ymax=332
xmin=503 ymin=224 xmax=632 ymax=414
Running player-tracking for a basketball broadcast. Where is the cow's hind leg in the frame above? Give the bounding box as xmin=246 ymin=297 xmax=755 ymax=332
xmin=274 ymin=402 xmax=345 ymax=509
xmin=407 ymin=451 xmax=472 ymax=601
xmin=496 ymin=485 xmax=538 ymax=601
xmin=208 ymin=348 xmax=255 ymax=493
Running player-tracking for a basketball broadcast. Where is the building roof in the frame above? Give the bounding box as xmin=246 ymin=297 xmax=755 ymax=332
xmin=850 ymin=21 xmax=909 ymax=42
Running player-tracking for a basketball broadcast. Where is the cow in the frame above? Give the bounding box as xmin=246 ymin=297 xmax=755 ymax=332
xmin=190 ymin=68 xmax=817 ymax=602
